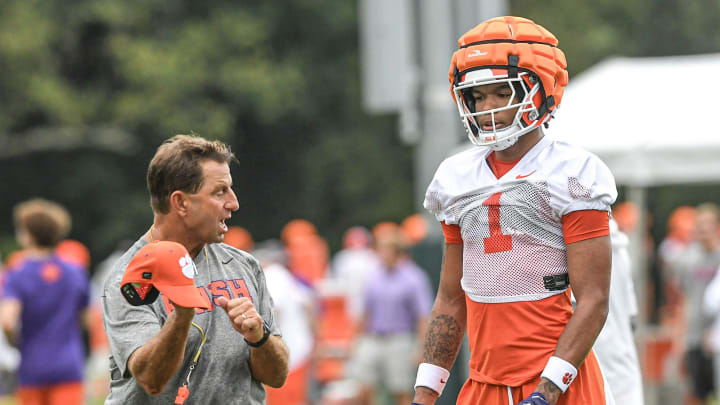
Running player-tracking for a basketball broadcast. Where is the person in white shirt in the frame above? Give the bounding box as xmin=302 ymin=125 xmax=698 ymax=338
xmin=591 ymin=218 xmax=644 ymax=404
xmin=331 ymin=227 xmax=380 ymax=324
xmin=254 ymin=240 xmax=314 ymax=405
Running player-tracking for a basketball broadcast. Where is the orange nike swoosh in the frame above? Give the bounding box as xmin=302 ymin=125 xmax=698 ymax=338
xmin=516 ymin=170 xmax=536 ymax=179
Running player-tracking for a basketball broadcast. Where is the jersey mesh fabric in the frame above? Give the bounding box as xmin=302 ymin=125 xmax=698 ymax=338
xmin=447 ymin=181 xmax=566 ymax=302
xmin=424 ymin=136 xmax=617 ymax=305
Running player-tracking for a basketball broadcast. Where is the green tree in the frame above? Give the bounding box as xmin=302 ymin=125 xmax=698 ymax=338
xmin=0 ymin=1 xmax=413 ymax=263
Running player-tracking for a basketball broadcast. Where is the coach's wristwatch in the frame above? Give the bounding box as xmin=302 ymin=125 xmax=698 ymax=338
xmin=244 ymin=322 xmax=271 ymax=348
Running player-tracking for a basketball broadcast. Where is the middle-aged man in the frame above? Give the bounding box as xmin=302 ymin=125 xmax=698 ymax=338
xmin=101 ymin=134 xmax=289 ymax=404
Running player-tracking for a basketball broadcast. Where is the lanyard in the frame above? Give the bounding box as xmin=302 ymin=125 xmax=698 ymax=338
xmin=175 ymin=321 xmax=206 ymax=405
xmin=149 ymin=225 xmax=209 ymax=404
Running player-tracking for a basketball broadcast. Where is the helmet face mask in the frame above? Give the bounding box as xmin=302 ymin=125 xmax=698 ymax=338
xmin=454 ymin=69 xmax=541 ymax=150
xmin=448 ymin=16 xmax=569 ymax=151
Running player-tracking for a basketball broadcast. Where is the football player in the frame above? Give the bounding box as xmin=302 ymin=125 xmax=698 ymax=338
xmin=412 ymin=16 xmax=617 ymax=405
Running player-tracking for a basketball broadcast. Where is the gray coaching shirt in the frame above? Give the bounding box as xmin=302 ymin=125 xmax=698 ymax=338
xmin=101 ymin=238 xmax=281 ymax=405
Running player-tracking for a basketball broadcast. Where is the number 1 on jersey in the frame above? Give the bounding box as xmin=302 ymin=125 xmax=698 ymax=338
xmin=482 ymin=192 xmax=512 ymax=253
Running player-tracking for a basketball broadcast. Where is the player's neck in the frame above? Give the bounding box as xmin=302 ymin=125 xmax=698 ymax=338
xmin=494 ymin=129 xmax=543 ymax=162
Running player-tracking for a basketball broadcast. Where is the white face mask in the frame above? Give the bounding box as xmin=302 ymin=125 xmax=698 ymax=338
xmin=454 ymin=69 xmax=545 ymax=149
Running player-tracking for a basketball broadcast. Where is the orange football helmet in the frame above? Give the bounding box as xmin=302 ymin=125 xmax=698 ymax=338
xmin=449 ymin=16 xmax=568 ymax=150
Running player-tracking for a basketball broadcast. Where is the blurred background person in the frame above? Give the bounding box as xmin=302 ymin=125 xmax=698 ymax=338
xmin=676 ymin=203 xmax=720 ymax=404
xmin=331 ymin=226 xmax=380 ymax=325
xmin=591 ymin=218 xmax=644 ymax=404
xmin=283 ymin=219 xmax=331 ymax=288
xmin=400 ymin=214 xmax=429 ymax=248
xmin=0 ymin=256 xmax=21 ymax=399
xmin=703 ymin=260 xmax=720 ymax=402
xmin=224 ymin=226 xmax=255 ymax=253
xmin=399 ymin=214 xmax=441 ymax=286
xmin=0 ymin=199 xmax=89 ymax=405
xmin=658 ymin=206 xmax=696 ymax=326
xmin=349 ymin=224 xmax=432 ymax=405
xmin=253 ymin=239 xmax=315 ymax=405
xmin=659 ymin=207 xmax=697 ymax=286
xmin=654 ymin=205 xmax=698 ymax=398
xmin=54 ymin=239 xmax=91 ymax=272
xmin=613 ymin=201 xmax=640 ymax=236
xmin=84 ymin=239 xmax=133 ymax=403
xmin=53 ymin=239 xmax=99 ymax=403
xmin=613 ymin=201 xmax=658 ymax=309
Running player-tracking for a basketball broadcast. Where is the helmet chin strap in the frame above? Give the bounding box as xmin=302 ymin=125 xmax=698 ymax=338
xmin=470 ymin=122 xmax=524 ymax=151
xmin=487 ymin=131 xmax=521 ymax=151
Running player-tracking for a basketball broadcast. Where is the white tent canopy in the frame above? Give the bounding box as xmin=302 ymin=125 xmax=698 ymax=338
xmin=546 ymin=53 xmax=720 ymax=187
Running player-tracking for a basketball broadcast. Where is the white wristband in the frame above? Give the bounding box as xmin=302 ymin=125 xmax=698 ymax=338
xmin=540 ymin=356 xmax=578 ymax=393
xmin=414 ymin=363 xmax=450 ymax=396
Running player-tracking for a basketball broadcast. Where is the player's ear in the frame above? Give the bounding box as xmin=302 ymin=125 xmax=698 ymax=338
xmin=169 ymin=191 xmax=189 ymax=216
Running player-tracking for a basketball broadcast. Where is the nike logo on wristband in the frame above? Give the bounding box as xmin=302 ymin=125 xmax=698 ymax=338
xmin=440 ymin=378 xmax=446 ymax=384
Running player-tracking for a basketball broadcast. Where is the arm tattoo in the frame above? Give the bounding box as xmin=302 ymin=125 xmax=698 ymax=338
xmin=537 ymin=378 xmax=561 ymax=403
xmin=422 ymin=314 xmax=463 ymax=368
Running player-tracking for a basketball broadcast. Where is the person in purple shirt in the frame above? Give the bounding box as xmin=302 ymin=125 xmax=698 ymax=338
xmin=349 ymin=224 xmax=433 ymax=405
xmin=0 ymin=199 xmax=89 ymax=405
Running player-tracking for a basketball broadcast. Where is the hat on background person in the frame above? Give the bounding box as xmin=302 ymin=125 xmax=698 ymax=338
xmin=120 ymin=241 xmax=211 ymax=309
xmin=55 ymin=239 xmax=91 ymax=269
xmin=224 ymin=226 xmax=254 ymax=252
xmin=400 ymin=214 xmax=428 ymax=246
xmin=667 ymin=206 xmax=696 ymax=244
xmin=281 ymin=219 xmax=317 ymax=244
xmin=342 ymin=226 xmax=372 ymax=249
xmin=371 ymin=221 xmax=400 ymax=243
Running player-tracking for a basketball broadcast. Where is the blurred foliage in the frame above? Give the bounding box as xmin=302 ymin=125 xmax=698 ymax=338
xmin=513 ymin=0 xmax=720 ymax=75
xmin=0 ymin=0 xmax=412 ymax=265
xmin=1 ymin=0 xmax=719 ymax=269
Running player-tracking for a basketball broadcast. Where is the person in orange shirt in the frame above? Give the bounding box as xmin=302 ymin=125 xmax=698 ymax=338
xmin=412 ymin=16 xmax=616 ymax=405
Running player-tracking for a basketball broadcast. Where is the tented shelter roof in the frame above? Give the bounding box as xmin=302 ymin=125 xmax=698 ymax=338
xmin=546 ymin=53 xmax=720 ymax=186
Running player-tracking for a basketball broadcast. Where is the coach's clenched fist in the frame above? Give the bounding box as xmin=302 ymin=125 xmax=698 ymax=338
xmin=217 ymin=296 xmax=264 ymax=343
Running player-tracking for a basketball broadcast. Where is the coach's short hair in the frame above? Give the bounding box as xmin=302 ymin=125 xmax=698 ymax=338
xmin=13 ymin=199 xmax=71 ymax=248
xmin=147 ymin=134 xmax=236 ymax=214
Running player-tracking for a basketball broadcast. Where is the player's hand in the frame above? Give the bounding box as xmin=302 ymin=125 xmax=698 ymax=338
xmin=517 ymin=392 xmax=550 ymax=405
xmin=412 ymin=386 xmax=439 ymax=405
xmin=216 ymin=296 xmax=264 ymax=342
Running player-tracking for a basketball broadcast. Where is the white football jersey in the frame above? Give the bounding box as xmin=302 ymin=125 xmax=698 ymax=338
xmin=424 ymin=135 xmax=617 ymax=303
